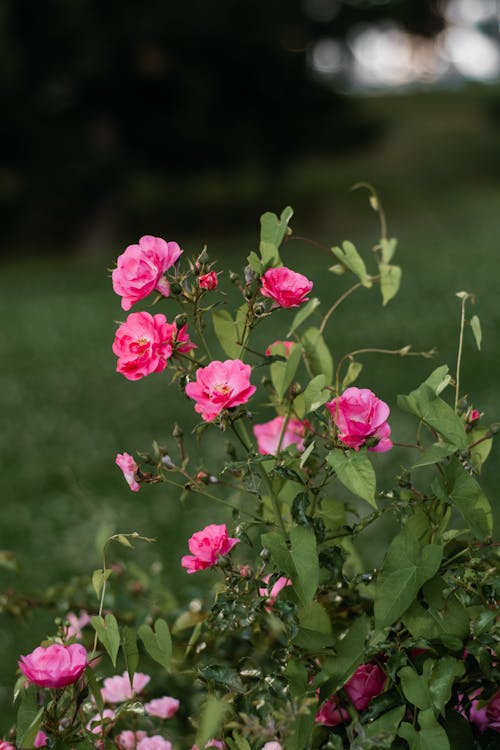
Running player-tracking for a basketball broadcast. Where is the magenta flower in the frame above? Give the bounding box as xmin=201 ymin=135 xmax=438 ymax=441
xmin=34 ymin=731 xmax=48 ymax=748
xmin=253 ymin=416 xmax=307 ymax=456
xmin=185 ymin=359 xmax=256 ymax=422
xmin=181 ymin=523 xmax=240 ymax=574
xmin=116 ymin=452 xmax=140 ymax=492
xmin=265 ymin=340 xmax=295 ymax=357
xmin=326 ymin=387 xmax=392 ymax=452
xmin=113 ymin=312 xmax=174 ymax=380
xmin=260 ymin=266 xmax=313 ymax=308
xmin=199 ymin=271 xmax=218 ymax=290
xmin=0 ymin=742 xmax=16 ymax=750
xmin=459 ymin=689 xmax=500 ymax=733
xmin=259 ymin=574 xmax=292 ymax=610
xmin=18 ymin=643 xmax=87 ymax=689
xmin=144 ymin=696 xmax=180 ymax=719
xmin=137 ymin=737 xmax=173 ymax=750
xmin=316 ymin=663 xmax=386 ymax=726
xmin=101 ymin=670 xmax=150 ymax=703
xmin=112 ymin=235 xmax=183 ymax=311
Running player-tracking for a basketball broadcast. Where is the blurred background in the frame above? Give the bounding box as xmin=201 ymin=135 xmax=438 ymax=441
xmin=1 ymin=0 xmax=500 ymax=725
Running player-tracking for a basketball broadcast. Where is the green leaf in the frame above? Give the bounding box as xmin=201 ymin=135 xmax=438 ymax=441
xmin=403 ymin=581 xmax=469 ymax=645
xmin=300 ymin=440 xmax=315 ymax=468
xmin=468 ymin=427 xmax=492 ymax=472
xmin=284 ymin=660 xmax=309 ymax=698
xmin=374 ymin=528 xmax=442 ymax=628
xmin=380 ymin=263 xmax=402 ymax=305
xmin=287 ymin=297 xmax=320 ymax=336
xmin=380 ymin=237 xmax=398 ymax=263
xmin=226 ymin=732 xmax=252 ymax=750
xmin=85 ymin=665 xmax=104 ymax=715
xmin=294 ymin=601 xmax=333 ymax=650
xmin=399 ymin=708 xmax=450 ymax=750
xmin=318 ymin=615 xmax=369 ymax=694
xmin=16 ymin=685 xmax=43 ymax=749
xmin=301 ymin=374 xmax=330 ymax=414
xmin=195 ymin=694 xmax=229 ymax=749
xmin=122 ymin=626 xmax=139 ymax=684
xmin=287 ymin=710 xmax=315 ymax=750
xmin=91 ymin=614 xmax=120 ymax=666
xmin=92 ymin=568 xmax=112 ymax=599
xmin=270 ymin=342 xmax=302 ymax=400
xmin=428 ymin=657 xmax=465 ymax=715
xmin=261 ymin=526 xmax=319 ymax=606
xmin=138 ymin=618 xmax=172 ymax=671
xmin=327 ymin=449 xmax=376 ymax=507
xmin=399 ymin=665 xmax=432 ymax=710
xmin=442 ymin=457 xmax=493 ymax=539
xmin=397 ymin=368 xmax=467 ymax=450
xmin=260 ymin=206 xmax=293 ymax=266
xmin=412 ymin=443 xmax=456 ymax=469
xmin=341 ymin=360 xmax=363 ymax=390
xmin=331 ymin=240 xmax=372 ymax=287
xmin=470 ymin=315 xmax=482 ymax=351
xmin=301 ymin=326 xmax=333 ymax=384
xmin=246 ymin=250 xmax=263 ymax=275
xmin=364 ymin=704 xmax=406 ymax=742
xmin=212 ymin=309 xmax=241 ymax=358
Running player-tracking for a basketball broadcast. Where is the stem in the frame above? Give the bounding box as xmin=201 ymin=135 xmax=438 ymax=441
xmin=160 ymin=473 xmax=262 ymax=523
xmin=351 ymin=182 xmax=388 ymax=241
xmin=335 ymin=345 xmax=430 ymax=394
xmin=455 ymin=295 xmax=467 ymax=412
xmin=319 ymin=281 xmax=364 ymax=335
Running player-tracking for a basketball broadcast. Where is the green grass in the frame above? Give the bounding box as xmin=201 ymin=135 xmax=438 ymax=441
xmin=0 ymin=87 xmax=499 ymax=726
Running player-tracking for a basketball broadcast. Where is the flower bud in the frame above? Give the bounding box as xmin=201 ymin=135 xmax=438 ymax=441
xmin=244 ymin=265 xmax=257 ymax=285
xmin=253 ymin=301 xmax=267 ymax=316
xmin=161 ymin=454 xmax=176 ymax=469
xmin=172 ymin=422 xmax=184 ymax=438
xmin=229 ymin=271 xmax=240 ymax=284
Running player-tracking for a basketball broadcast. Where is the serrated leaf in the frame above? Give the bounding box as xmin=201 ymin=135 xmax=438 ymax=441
xmin=301 ymin=326 xmax=333 ymax=384
xmin=380 ymin=237 xmax=398 ymax=263
xmin=327 ymin=449 xmax=376 ymax=507
xmin=212 ymin=309 xmax=241 ymax=358
xmin=470 ymin=315 xmax=482 ymax=351
xmin=379 ymin=263 xmax=402 ymax=305
xmin=92 ymin=568 xmax=112 ymax=599
xmin=331 ymin=241 xmax=372 ymax=287
xmin=287 ymin=297 xmax=320 ymax=335
xmin=91 ymin=614 xmax=120 ymax=666
xmin=342 ymin=360 xmax=363 ymax=390
xmin=122 ymin=626 xmax=139 ymax=683
xmin=374 ymin=528 xmax=442 ymax=628
xmin=195 ymin=694 xmax=229 ymax=749
xmin=138 ymin=618 xmax=172 ymax=671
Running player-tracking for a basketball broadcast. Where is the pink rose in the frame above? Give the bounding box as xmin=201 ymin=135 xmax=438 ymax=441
xmin=259 ymin=575 xmax=292 ymax=610
xmin=181 ymin=523 xmax=240 ymax=574
xmin=34 ymin=731 xmax=48 ymax=748
xmin=265 ymin=341 xmax=295 ymax=357
xmin=316 ymin=663 xmax=386 ymax=726
xmin=101 ymin=671 xmax=150 ymax=703
xmin=113 ymin=312 xmax=174 ymax=381
xmin=253 ymin=416 xmax=307 ymax=455
xmin=260 ymin=267 xmax=313 ymax=308
xmin=112 ymin=235 xmax=183 ymax=311
xmin=199 ymin=272 xmax=218 ymax=290
xmin=459 ymin=689 xmax=500 ymax=733
xmin=116 ymin=452 xmax=140 ymax=492
xmin=185 ymin=359 xmax=256 ymax=422
xmin=144 ymin=696 xmax=180 ymax=719
xmin=86 ymin=708 xmax=116 ymax=735
xmin=0 ymin=742 xmax=16 ymax=750
xmin=485 ymin=691 xmax=500 ymax=732
xmin=168 ymin=323 xmax=197 ymax=355
xmin=65 ymin=610 xmax=91 ymax=640
xmin=117 ymin=731 xmax=148 ymax=749
xmin=326 ymin=387 xmax=392 ymax=453
xmin=137 ymin=737 xmax=172 ymax=750
xmin=18 ymin=643 xmax=87 ymax=689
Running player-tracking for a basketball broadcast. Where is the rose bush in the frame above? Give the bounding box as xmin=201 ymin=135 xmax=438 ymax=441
xmin=2 ymin=196 xmax=498 ymax=750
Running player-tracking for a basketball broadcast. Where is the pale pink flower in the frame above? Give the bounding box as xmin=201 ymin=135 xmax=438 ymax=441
xmin=112 ymin=235 xmax=183 ymax=311
xmin=34 ymin=731 xmax=48 ymax=748
xmin=199 ymin=272 xmax=218 ymax=290
xmin=265 ymin=341 xmax=295 ymax=357
xmin=315 ymin=663 xmax=386 ymax=726
xmin=191 ymin=742 xmax=225 ymax=750
xmin=0 ymin=742 xmax=16 ymax=750
xmin=65 ymin=610 xmax=91 ymax=640
xmin=181 ymin=524 xmax=239 ymax=574
xmin=326 ymin=387 xmax=392 ymax=452
xmin=116 ymin=731 xmax=148 ymax=749
xmin=259 ymin=575 xmax=292 ymax=610
xmin=260 ymin=267 xmax=313 ymax=308
xmin=137 ymin=737 xmax=172 ymax=750
xmin=18 ymin=643 xmax=87 ymax=689
xmin=101 ymin=671 xmax=150 ymax=703
xmin=113 ymin=312 xmax=174 ymax=380
xmin=185 ymin=359 xmax=256 ymax=422
xmin=253 ymin=416 xmax=307 ymax=455
xmin=116 ymin=452 xmax=140 ymax=493
xmin=144 ymin=696 xmax=180 ymax=719
xmin=86 ymin=708 xmax=115 ymax=735
xmin=262 ymin=743 xmax=282 ymax=750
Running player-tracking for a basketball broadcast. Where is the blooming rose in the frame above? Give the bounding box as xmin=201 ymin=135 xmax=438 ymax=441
xmin=253 ymin=416 xmax=307 ymax=455
xmin=181 ymin=524 xmax=239 ymax=574
xmin=260 ymin=267 xmax=313 ymax=308
xmin=113 ymin=312 xmax=174 ymax=380
xmin=34 ymin=733 xmax=48 ymax=749
xmin=112 ymin=235 xmax=182 ymax=311
xmin=316 ymin=663 xmax=386 ymax=726
xmin=117 ymin=731 xmax=148 ymax=749
xmin=137 ymin=737 xmax=172 ymax=750
xmin=460 ymin=689 xmax=500 ymax=733
xmin=0 ymin=742 xmax=16 ymax=750
xmin=265 ymin=340 xmax=295 ymax=357
xmin=101 ymin=671 xmax=150 ymax=703
xmin=144 ymin=696 xmax=180 ymax=719
xmin=18 ymin=643 xmax=87 ymax=689
xmin=326 ymin=387 xmax=392 ymax=452
xmin=65 ymin=610 xmax=91 ymax=640
xmin=259 ymin=575 xmax=292 ymax=610
xmin=185 ymin=359 xmax=256 ymax=422
xmin=116 ymin=452 xmax=140 ymax=492
xmin=199 ymin=271 xmax=218 ymax=290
